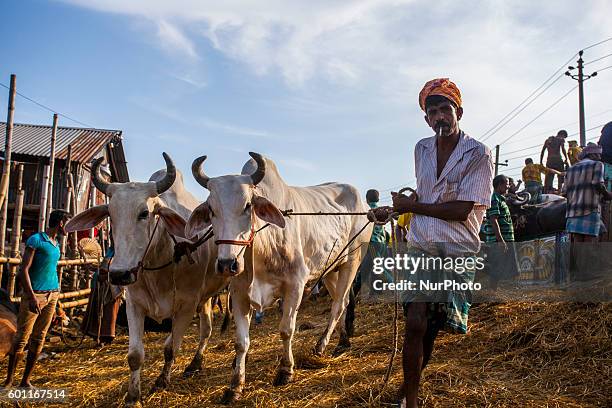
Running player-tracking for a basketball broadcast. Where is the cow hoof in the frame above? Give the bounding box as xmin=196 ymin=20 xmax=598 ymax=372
xmin=183 ymin=363 xmax=203 ymax=378
xmin=220 ymin=388 xmax=241 ymax=405
xmin=149 ymin=375 xmax=169 ymax=394
xmin=273 ymin=369 xmax=293 ymax=386
xmin=124 ymin=393 xmax=141 ymax=407
xmin=332 ymin=343 xmax=350 ymax=357
xmin=182 ymin=366 xmax=201 ymax=378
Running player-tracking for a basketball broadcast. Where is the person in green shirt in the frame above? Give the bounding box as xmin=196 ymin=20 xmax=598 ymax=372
xmin=483 ymin=175 xmax=519 ymax=289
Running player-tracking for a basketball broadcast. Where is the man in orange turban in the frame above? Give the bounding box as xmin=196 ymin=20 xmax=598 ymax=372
xmin=418 ymin=77 xmax=462 ymax=112
xmin=369 ymin=78 xmax=493 ymax=408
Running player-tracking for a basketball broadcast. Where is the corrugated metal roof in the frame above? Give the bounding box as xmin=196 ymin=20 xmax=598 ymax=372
xmin=0 ymin=122 xmax=122 ymax=163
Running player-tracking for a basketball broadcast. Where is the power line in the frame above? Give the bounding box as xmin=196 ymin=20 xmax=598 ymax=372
xmin=496 ymin=84 xmax=578 ymax=146
xmin=498 ymin=108 xmax=612 ymax=147
xmin=594 ymin=64 xmax=612 ymax=73
xmin=583 ymin=36 xmax=612 ymax=50
xmin=480 ymin=37 xmax=612 ymax=144
xmin=584 ymin=52 xmax=612 ymax=66
xmin=480 ymin=60 xmax=572 ymax=143
xmin=0 ymin=82 xmax=95 ymax=128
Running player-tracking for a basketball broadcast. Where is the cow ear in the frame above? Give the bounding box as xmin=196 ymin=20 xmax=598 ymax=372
xmin=65 ymin=205 xmax=109 ymax=232
xmin=156 ymin=206 xmax=188 ymax=239
xmin=185 ymin=202 xmax=211 ymax=239
xmin=252 ymin=196 xmax=285 ymax=228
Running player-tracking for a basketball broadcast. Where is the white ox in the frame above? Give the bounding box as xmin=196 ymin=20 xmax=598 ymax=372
xmin=185 ymin=152 xmax=372 ymax=403
xmin=66 ymin=154 xmax=228 ymax=405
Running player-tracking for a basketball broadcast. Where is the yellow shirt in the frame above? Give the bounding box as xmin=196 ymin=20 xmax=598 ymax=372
xmin=522 ymin=163 xmax=549 ymax=184
xmin=568 ymin=146 xmax=582 ymax=165
xmin=397 ymin=212 xmax=413 ymax=232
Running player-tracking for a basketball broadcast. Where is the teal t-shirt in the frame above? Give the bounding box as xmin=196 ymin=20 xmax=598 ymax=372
xmin=368 ymin=202 xmax=388 ymax=244
xmin=25 ymin=232 xmax=60 ymax=291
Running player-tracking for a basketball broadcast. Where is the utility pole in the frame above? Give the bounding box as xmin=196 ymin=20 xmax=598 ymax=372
xmin=565 ymin=50 xmax=598 ymax=147
xmin=494 ymin=144 xmax=508 ymax=176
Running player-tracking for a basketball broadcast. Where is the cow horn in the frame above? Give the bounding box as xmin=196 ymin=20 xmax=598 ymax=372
xmin=155 ymin=152 xmax=176 ymax=194
xmin=91 ymin=157 xmax=111 ymax=195
xmin=249 ymin=152 xmax=266 ymax=186
xmin=192 ymin=156 xmax=210 ymax=189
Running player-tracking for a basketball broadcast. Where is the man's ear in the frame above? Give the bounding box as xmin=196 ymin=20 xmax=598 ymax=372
xmin=156 ymin=206 xmax=188 ymax=239
xmin=185 ymin=202 xmax=212 ymax=239
xmin=65 ymin=205 xmax=109 ymax=232
xmin=252 ymin=196 xmax=285 ymax=228
xmin=456 ymin=106 xmax=463 ymax=121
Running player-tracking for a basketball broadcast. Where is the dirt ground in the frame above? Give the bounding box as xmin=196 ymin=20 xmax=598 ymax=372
xmin=0 ymin=298 xmax=610 ymax=407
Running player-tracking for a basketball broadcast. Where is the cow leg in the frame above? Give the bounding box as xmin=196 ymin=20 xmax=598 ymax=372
xmin=151 ymin=306 xmax=194 ymax=393
xmin=274 ymin=284 xmax=302 ymax=386
xmin=125 ymin=299 xmax=145 ymax=406
xmin=221 ymin=282 xmax=251 ymax=405
xmin=184 ymin=298 xmax=213 ymax=377
xmin=315 ymin=261 xmax=355 ymax=356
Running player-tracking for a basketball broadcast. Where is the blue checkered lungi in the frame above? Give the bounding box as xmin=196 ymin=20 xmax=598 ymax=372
xmin=566 ymin=211 xmax=605 ymax=236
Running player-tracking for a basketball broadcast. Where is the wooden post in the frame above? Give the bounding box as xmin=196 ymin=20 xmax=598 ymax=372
xmin=58 ymin=146 xmax=72 ymax=290
xmin=45 ymin=114 xmax=58 ymax=228
xmin=88 ymin=182 xmax=96 ymax=238
xmin=38 ymin=165 xmax=50 ymax=231
xmin=0 ymin=176 xmax=8 ymax=280
xmin=7 ymin=164 xmax=24 ymax=298
xmin=0 ymin=74 xmax=16 ymax=210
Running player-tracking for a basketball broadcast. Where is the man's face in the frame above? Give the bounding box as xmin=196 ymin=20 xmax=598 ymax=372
xmin=497 ymin=179 xmax=509 ymax=194
xmin=59 ymin=218 xmax=69 ymax=235
xmin=424 ymin=99 xmax=463 ymax=137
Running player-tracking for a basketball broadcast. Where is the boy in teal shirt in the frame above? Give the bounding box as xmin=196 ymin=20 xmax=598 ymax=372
xmin=4 ymin=210 xmax=71 ymax=388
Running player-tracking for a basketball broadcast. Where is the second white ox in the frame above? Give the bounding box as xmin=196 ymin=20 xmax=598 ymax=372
xmin=66 ymin=154 xmax=228 ymax=405
xmin=185 ymin=152 xmax=372 ymax=403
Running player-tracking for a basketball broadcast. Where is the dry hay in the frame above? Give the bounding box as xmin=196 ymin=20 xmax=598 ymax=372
xmin=0 ymin=298 xmax=610 ymax=407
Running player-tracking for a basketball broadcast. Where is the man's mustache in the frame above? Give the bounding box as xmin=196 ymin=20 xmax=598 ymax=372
xmin=435 ymin=121 xmax=450 ymax=130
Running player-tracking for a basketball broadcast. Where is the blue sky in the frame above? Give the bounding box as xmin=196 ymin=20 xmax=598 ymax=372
xmin=1 ymin=0 xmax=611 ymax=203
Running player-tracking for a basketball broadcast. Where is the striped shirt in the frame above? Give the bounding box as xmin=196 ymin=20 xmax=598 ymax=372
xmin=407 ymin=131 xmax=494 ymax=256
xmin=562 ymin=158 xmax=604 ymax=217
xmin=483 ymin=192 xmax=515 ymax=242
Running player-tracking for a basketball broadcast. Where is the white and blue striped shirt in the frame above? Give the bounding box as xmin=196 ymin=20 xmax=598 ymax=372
xmin=406 ymin=131 xmax=494 ymax=256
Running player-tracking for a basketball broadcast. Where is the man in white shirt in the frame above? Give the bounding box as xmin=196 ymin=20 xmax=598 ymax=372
xmin=370 ymin=78 xmax=493 ymax=407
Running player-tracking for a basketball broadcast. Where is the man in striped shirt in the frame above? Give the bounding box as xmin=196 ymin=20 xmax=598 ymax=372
xmin=370 ymin=78 xmax=493 ymax=408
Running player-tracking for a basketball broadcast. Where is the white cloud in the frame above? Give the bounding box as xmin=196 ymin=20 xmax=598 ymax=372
xmin=63 ymin=0 xmax=612 ymax=153
xmin=156 ymin=19 xmax=198 ymax=59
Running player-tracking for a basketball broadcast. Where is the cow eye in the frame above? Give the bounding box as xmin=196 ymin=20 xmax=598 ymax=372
xmin=138 ymin=210 xmax=149 ymax=220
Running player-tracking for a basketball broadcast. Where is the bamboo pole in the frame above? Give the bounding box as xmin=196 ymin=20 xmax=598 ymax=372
xmin=38 ymin=165 xmax=50 ymax=231
xmin=6 ymin=164 xmax=24 ymax=297
xmin=12 ymin=287 xmax=92 ymax=303
xmin=58 ymin=298 xmax=89 ymax=309
xmin=45 ymin=114 xmax=58 ymax=228
xmin=0 ymin=74 xmax=16 ymax=210
xmin=0 ymin=175 xmax=8 ymax=283
xmin=58 ymin=146 xmax=72 ymax=290
xmin=0 ymin=257 xmax=100 ymax=266
xmin=88 ymin=182 xmax=96 ymax=238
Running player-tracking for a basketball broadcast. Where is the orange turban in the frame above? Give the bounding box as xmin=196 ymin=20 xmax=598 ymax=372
xmin=418 ymin=78 xmax=462 ymax=111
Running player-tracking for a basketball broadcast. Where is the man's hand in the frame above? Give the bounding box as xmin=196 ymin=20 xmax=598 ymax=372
xmin=391 ymin=191 xmax=417 ymax=213
xmin=28 ymin=296 xmax=41 ymax=314
xmin=367 ymin=206 xmax=394 ymax=223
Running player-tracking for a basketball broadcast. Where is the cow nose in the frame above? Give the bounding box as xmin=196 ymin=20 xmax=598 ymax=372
xmin=217 ymin=258 xmax=238 ymax=275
